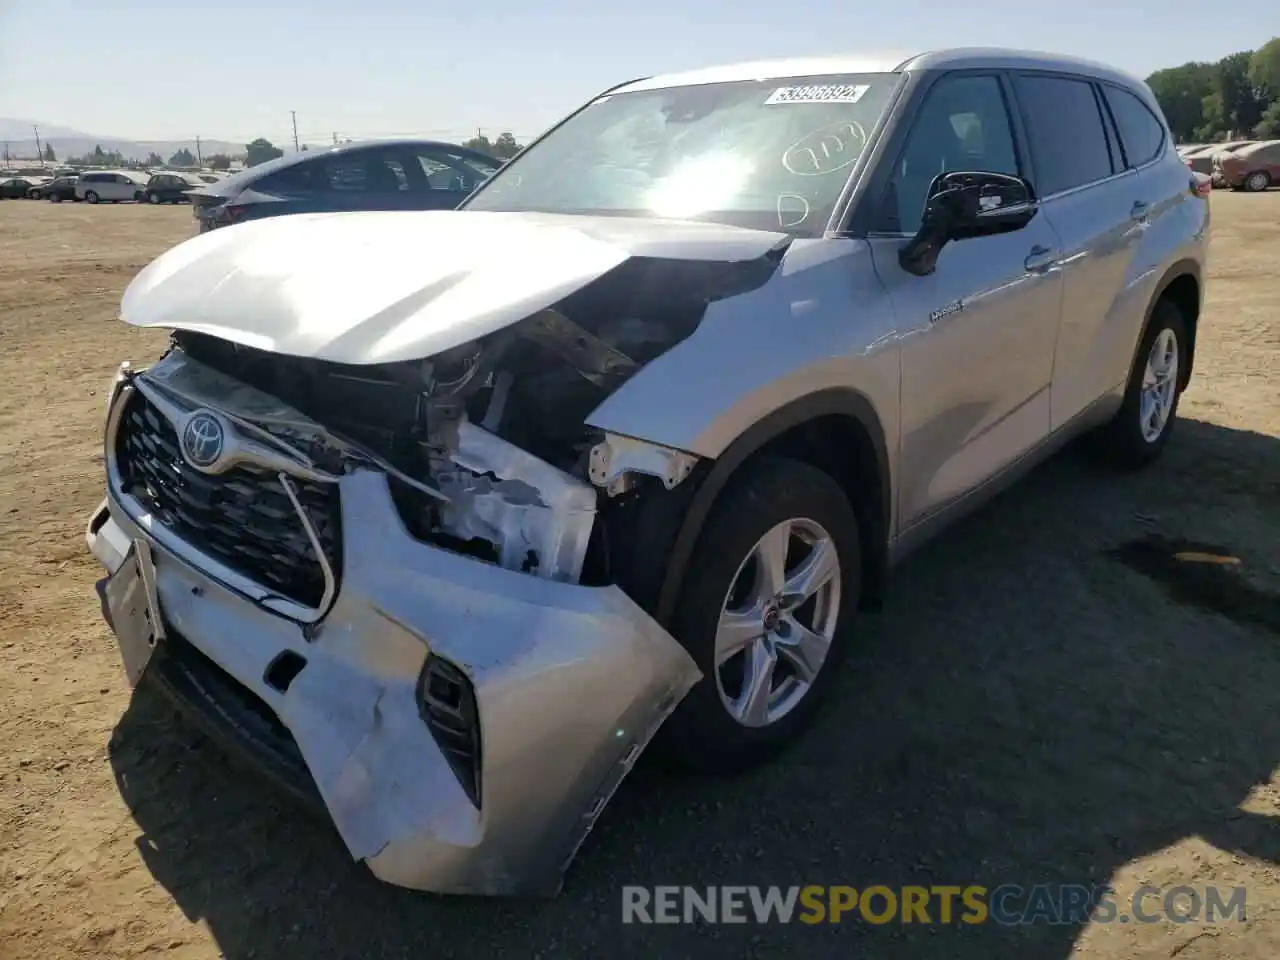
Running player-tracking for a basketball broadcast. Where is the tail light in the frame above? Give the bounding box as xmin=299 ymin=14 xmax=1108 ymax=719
xmin=417 ymin=655 xmax=482 ymax=807
xmin=221 ymin=203 xmax=251 ymax=224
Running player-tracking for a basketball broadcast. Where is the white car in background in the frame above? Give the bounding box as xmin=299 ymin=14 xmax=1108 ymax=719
xmin=75 ymin=170 xmax=149 ymax=204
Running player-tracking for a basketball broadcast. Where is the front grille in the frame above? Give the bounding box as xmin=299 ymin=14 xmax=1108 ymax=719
xmin=114 ymin=389 xmax=341 ymax=610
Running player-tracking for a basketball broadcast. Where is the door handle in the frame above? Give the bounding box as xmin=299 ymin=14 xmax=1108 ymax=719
xmin=1130 ymin=200 xmax=1149 ymax=221
xmin=1024 ymin=245 xmax=1055 ymax=274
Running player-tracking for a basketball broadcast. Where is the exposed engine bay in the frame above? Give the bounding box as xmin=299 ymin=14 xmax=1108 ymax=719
xmin=166 ymin=251 xmax=778 ymax=591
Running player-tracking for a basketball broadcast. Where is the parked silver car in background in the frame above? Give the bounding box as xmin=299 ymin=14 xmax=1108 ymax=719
xmin=87 ymin=47 xmax=1208 ymax=896
xmin=76 ymin=170 xmax=149 ymax=203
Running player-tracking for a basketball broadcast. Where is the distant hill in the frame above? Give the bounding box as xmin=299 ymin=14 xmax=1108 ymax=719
xmin=0 ymin=119 xmax=249 ymax=162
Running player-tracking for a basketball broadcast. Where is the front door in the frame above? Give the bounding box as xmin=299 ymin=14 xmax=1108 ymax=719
xmin=109 ymin=175 xmax=135 ymax=201
xmin=868 ymin=71 xmax=1065 ymax=530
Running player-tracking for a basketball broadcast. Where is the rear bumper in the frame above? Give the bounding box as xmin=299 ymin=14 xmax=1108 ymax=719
xmin=1213 ymin=167 xmax=1247 ymax=188
xmin=88 ymin=463 xmax=700 ymax=895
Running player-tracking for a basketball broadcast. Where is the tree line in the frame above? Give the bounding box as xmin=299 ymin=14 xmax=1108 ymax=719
xmin=1147 ymin=37 xmax=1280 ymax=142
xmin=56 ymin=130 xmax=527 ymax=172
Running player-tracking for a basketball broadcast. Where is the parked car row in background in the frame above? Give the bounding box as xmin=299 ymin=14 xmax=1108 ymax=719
xmin=1177 ymin=139 xmax=1280 ymax=191
xmin=1 ymin=138 xmax=504 ymax=224
xmin=1212 ymin=141 xmax=1280 ymax=192
xmin=0 ymin=169 xmax=226 ymax=203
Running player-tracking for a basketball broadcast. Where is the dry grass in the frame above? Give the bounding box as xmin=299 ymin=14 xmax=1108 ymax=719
xmin=0 ymin=194 xmax=1277 ymax=959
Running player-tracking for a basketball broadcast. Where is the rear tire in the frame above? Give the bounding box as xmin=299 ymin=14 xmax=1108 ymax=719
xmin=657 ymin=458 xmax=861 ymax=773
xmin=50 ymin=194 xmax=61 ymax=203
xmin=85 ymin=191 xmax=99 ymax=204
xmin=1088 ymin=298 xmax=1187 ymax=469
xmin=148 ymin=192 xmax=160 ymax=204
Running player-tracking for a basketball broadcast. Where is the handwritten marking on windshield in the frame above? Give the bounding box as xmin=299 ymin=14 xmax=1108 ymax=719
xmin=776 ymin=194 xmax=811 ymax=228
xmin=781 ymin=121 xmax=868 ymax=176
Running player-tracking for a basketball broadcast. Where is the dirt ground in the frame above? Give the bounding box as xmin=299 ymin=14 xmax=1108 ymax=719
xmin=0 ymin=194 xmax=1277 ymax=960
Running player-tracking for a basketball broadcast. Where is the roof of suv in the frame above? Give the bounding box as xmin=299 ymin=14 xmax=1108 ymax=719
xmin=614 ymin=48 xmax=1146 ymax=94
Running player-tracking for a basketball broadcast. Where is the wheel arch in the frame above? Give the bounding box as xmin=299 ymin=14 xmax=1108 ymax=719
xmin=1145 ymin=259 xmax=1201 ymax=390
xmin=653 ymin=388 xmax=892 ymax=625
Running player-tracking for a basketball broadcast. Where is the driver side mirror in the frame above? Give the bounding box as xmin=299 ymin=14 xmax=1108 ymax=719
xmin=899 ymin=171 xmax=1038 ymax=277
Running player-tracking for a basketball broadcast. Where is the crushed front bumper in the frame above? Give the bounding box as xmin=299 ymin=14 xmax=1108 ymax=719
xmin=88 ymin=467 xmax=700 ymax=896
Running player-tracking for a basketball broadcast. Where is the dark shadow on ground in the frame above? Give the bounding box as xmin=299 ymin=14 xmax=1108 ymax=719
xmin=110 ymin=416 xmax=1280 ymax=959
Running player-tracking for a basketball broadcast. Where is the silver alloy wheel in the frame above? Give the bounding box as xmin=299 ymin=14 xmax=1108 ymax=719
xmin=1245 ymin=171 xmax=1270 ymax=192
xmin=149 ymin=192 xmax=160 ymax=204
xmin=714 ymin=517 xmax=841 ymax=728
xmin=85 ymin=191 xmax=98 ymax=204
xmin=1140 ymin=327 xmax=1179 ymax=443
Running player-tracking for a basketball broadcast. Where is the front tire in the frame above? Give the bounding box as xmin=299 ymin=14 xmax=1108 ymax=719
xmin=659 ymin=458 xmax=861 ymax=773
xmin=148 ymin=191 xmax=160 ymax=204
xmin=1090 ymin=298 xmax=1187 ymax=469
xmin=84 ymin=191 xmax=99 ymax=204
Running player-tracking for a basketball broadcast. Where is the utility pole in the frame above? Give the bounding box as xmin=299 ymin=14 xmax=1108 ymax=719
xmin=291 ymin=111 xmax=300 ymax=151
xmin=32 ymin=124 xmax=44 ymax=166
xmin=196 ymin=135 xmax=203 ymax=166
xmin=333 ymin=131 xmax=338 ymax=145
xmin=3 ymin=142 xmax=9 ymax=167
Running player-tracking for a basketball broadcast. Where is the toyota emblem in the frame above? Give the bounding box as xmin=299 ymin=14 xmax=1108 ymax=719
xmin=181 ymin=411 xmax=226 ymax=469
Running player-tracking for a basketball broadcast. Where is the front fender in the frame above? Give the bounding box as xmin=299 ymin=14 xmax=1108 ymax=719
xmin=584 ymin=237 xmax=900 ymax=461
xmin=584 ymin=237 xmax=900 ymax=625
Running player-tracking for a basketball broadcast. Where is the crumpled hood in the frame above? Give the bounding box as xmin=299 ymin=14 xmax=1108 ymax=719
xmin=121 ymin=210 xmax=790 ymax=364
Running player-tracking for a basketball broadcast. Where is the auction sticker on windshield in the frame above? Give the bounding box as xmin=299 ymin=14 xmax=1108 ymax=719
xmin=765 ymin=84 xmax=870 ymax=105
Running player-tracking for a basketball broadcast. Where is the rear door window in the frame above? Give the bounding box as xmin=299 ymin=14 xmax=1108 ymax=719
xmin=324 ymin=151 xmax=410 ymax=194
xmin=1013 ymin=74 xmax=1116 ymax=196
xmin=1102 ymin=85 xmax=1166 ymax=168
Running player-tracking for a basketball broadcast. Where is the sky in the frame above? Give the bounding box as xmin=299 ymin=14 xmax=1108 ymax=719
xmin=0 ymin=0 xmax=1272 ymax=147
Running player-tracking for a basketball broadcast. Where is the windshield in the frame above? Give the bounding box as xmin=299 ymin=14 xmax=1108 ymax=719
xmin=465 ymin=73 xmax=900 ymax=235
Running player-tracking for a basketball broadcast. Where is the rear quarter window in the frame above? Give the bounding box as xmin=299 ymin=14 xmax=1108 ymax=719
xmin=1103 ymin=86 xmax=1166 ymax=167
xmin=256 ymin=161 xmax=320 ymax=196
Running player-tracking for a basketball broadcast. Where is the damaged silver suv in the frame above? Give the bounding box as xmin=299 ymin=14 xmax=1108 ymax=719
xmin=87 ymin=48 xmax=1209 ymax=896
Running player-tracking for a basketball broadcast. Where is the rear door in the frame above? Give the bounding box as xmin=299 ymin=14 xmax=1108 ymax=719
xmin=1010 ymin=72 xmax=1151 ymax=430
xmin=320 ymin=148 xmax=416 ymax=212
